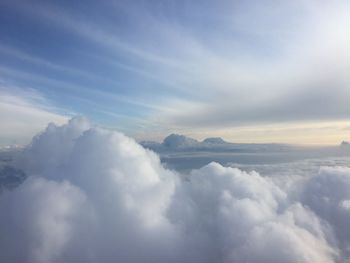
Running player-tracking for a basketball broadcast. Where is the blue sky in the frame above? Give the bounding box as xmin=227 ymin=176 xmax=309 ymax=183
xmin=1 ymin=0 xmax=350 ymax=146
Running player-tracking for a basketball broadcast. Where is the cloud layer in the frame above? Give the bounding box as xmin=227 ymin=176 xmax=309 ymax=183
xmin=1 ymin=118 xmax=350 ymax=262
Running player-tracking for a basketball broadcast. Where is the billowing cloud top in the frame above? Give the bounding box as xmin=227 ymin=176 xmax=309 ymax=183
xmin=1 ymin=118 xmax=350 ymax=262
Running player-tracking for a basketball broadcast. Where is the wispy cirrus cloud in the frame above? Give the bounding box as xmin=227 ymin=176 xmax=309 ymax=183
xmin=1 ymin=0 xmax=350 ymax=143
xmin=0 ymin=86 xmax=69 ymax=147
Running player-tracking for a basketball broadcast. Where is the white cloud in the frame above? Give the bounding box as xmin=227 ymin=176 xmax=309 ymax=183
xmin=0 ymin=86 xmax=69 ymax=147
xmin=1 ymin=118 xmax=350 ymax=262
xmin=0 ymin=177 xmax=87 ymax=263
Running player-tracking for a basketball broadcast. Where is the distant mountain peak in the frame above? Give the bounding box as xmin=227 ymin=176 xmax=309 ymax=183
xmin=203 ymin=137 xmax=227 ymax=144
xmin=340 ymin=141 xmax=350 ymax=147
xmin=163 ymin=134 xmax=199 ymax=148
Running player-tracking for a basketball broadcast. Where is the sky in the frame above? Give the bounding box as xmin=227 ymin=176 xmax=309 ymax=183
xmin=1 ymin=0 xmax=350 ymax=146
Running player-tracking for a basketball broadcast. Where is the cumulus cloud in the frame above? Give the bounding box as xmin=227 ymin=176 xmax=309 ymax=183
xmin=0 ymin=86 xmax=68 ymax=147
xmin=1 ymin=118 xmax=350 ymax=262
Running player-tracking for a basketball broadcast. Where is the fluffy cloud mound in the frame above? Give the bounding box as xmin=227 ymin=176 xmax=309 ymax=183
xmin=1 ymin=118 xmax=350 ymax=262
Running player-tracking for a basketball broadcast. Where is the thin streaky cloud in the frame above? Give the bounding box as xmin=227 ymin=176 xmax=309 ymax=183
xmin=1 ymin=0 xmax=350 ymax=143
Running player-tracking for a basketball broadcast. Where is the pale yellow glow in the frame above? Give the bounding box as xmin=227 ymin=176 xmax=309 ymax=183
xmin=181 ymin=120 xmax=350 ymax=145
